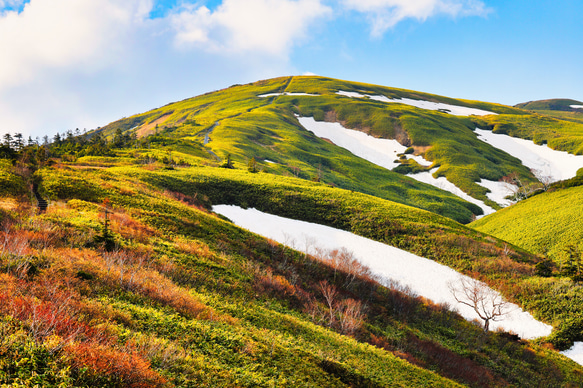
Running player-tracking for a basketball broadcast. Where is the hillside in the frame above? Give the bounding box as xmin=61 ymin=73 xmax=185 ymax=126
xmin=2 ymin=156 xmax=583 ymax=386
xmin=3 ymin=75 xmax=583 ymax=385
xmin=513 ymin=99 xmax=583 ymax=126
xmin=516 ymin=99 xmax=583 ymax=112
xmin=471 ymin=176 xmax=583 ymax=263
xmin=92 ymin=76 xmax=583 ymax=222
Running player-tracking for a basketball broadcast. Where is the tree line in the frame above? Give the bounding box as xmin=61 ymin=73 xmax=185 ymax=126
xmin=0 ymin=128 xmax=138 ymax=166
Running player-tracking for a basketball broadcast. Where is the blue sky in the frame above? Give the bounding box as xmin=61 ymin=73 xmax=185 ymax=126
xmin=0 ymin=0 xmax=581 ymax=138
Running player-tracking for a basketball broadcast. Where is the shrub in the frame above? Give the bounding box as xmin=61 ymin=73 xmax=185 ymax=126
xmin=65 ymin=342 xmax=167 ymax=388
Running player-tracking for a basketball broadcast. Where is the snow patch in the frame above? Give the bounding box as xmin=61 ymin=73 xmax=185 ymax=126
xmin=264 ymin=159 xmax=277 ymax=164
xmin=476 ymin=179 xmax=517 ymax=207
xmin=571 ymin=105 xmax=583 ymax=109
xmin=298 ymin=116 xmax=490 ymax=214
xmin=562 ymin=342 xmax=583 ymax=365
xmin=213 ymin=205 xmax=553 ymax=340
xmin=407 ymin=168 xmax=496 ymax=216
xmin=297 ymin=116 xmax=432 ymax=171
xmin=475 ymin=128 xmax=583 ymax=182
xmin=258 ymin=92 xmax=319 ymax=97
xmin=336 ymin=90 xmax=497 ymax=116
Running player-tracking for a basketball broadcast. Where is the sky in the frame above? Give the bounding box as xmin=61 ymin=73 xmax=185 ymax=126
xmin=0 ymin=0 xmax=581 ymax=139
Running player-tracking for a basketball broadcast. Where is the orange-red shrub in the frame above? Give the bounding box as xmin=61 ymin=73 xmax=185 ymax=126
xmin=65 ymin=342 xmax=167 ymax=388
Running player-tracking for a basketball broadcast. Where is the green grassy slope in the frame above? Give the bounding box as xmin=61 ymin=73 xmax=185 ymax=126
xmin=516 ymin=99 xmax=583 ymax=111
xmin=2 ymin=163 xmax=582 ymax=386
xmin=514 ymin=99 xmax=583 ymax=126
xmin=470 ymin=184 xmax=583 ymax=262
xmin=475 ymin=113 xmax=583 ymax=155
xmin=97 ymin=77 xmax=583 ymax=200
xmin=94 ymin=161 xmax=583 ymax=350
xmin=94 ymin=75 xmax=583 ymax=222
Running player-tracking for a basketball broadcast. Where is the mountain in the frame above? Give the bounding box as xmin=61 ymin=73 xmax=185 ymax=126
xmin=514 ymin=99 xmax=583 ymax=126
xmin=2 ymin=76 xmax=583 ymax=386
xmin=95 ymin=76 xmax=583 ymax=221
xmin=516 ymin=99 xmax=583 ymax=112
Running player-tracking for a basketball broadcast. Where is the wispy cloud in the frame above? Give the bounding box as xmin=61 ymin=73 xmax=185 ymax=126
xmin=341 ymin=0 xmax=491 ymax=36
xmin=170 ymin=0 xmax=332 ymax=56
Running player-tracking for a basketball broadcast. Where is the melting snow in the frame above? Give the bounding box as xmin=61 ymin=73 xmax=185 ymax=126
xmin=298 ymin=116 xmax=493 ymax=214
xmin=264 ymin=159 xmax=277 ymax=164
xmin=406 ymin=169 xmax=496 ymax=216
xmin=562 ymin=342 xmax=583 ymax=365
xmin=476 ymin=179 xmax=517 ymax=207
xmin=475 ymin=129 xmax=583 ymax=182
xmin=571 ymin=105 xmax=583 ymax=109
xmin=213 ymin=205 xmax=553 ymax=340
xmin=336 ymin=90 xmax=497 ymax=116
xmin=297 ymin=116 xmax=431 ymax=170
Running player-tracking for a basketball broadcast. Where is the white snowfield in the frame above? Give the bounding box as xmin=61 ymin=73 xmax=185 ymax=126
xmin=297 ymin=116 xmax=432 ymax=170
xmin=476 ymin=179 xmax=517 ymax=207
xmin=571 ymin=105 xmax=583 ymax=109
xmin=406 ymin=168 xmax=496 ymax=216
xmin=213 ymin=205 xmax=553 ymax=340
xmin=336 ymin=90 xmax=497 ymax=117
xmin=475 ymin=129 xmax=583 ymax=182
xmin=562 ymin=343 xmax=583 ymax=365
xmin=297 ymin=116 xmax=499 ymax=212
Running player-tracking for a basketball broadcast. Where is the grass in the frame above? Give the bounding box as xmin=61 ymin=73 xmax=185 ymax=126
xmin=2 ymin=162 xmax=583 ymax=386
xmin=470 ymin=185 xmax=583 ymax=262
xmin=474 ymin=112 xmax=583 ymax=155
xmin=95 ymin=75 xmax=583 ymax=221
xmin=98 ymin=76 xmax=504 ymax=223
xmin=0 ymin=160 xmax=27 ymax=197
xmin=67 ymin=77 xmax=583 ymax=222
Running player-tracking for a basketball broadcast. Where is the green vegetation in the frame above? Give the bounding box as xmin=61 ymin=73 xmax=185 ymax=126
xmin=0 ymin=160 xmax=27 ymax=197
xmin=3 ymin=75 xmax=583 ymax=385
xmin=94 ymin=76 xmax=583 ymax=215
xmin=1 ymin=159 xmax=582 ymax=387
xmin=474 ymin=113 xmax=583 ymax=155
xmin=470 ymin=185 xmax=583 ymax=264
xmin=89 ymin=77 xmax=547 ymax=218
xmin=470 ymin=183 xmax=583 ymax=348
xmin=516 ymin=99 xmax=583 ymax=112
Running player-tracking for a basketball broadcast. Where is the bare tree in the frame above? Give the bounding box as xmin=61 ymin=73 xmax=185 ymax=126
xmin=448 ymin=276 xmax=509 ymax=332
xmin=531 ymin=168 xmax=553 ymax=191
xmin=318 ymin=280 xmax=338 ymax=327
xmin=502 ymin=172 xmax=541 ymax=201
xmin=302 ymin=234 xmax=317 ymax=258
xmin=337 ymin=298 xmax=365 ymax=335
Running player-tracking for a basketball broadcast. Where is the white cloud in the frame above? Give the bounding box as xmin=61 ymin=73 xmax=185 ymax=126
xmin=170 ymin=0 xmax=332 ymax=56
xmin=341 ymin=0 xmax=490 ymax=36
xmin=0 ymin=0 xmax=303 ymax=138
xmin=0 ymin=0 xmax=491 ymax=139
xmin=0 ymin=0 xmax=153 ymax=88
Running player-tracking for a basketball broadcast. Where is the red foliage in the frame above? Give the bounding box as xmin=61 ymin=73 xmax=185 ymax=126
xmin=109 ymin=211 xmax=158 ymax=243
xmin=255 ymin=268 xmax=296 ymax=296
xmin=0 ymin=273 xmax=109 ymax=346
xmin=163 ymin=189 xmax=208 ymax=212
xmin=65 ymin=342 xmax=168 ymax=388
